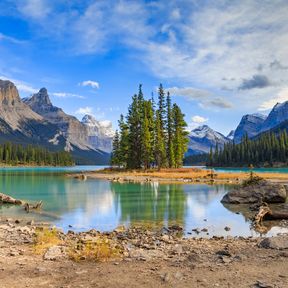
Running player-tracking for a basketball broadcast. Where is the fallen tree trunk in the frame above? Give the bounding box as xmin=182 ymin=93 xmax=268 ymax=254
xmin=0 ymin=192 xmax=42 ymax=213
xmin=0 ymin=192 xmax=23 ymax=205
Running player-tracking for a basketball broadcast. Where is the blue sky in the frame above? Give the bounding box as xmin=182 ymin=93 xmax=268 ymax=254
xmin=1 ymin=0 xmax=288 ymax=135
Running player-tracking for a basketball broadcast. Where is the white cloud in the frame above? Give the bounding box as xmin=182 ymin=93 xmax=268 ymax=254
xmin=258 ymin=87 xmax=288 ymax=111
xmin=191 ymin=115 xmax=208 ymax=124
xmin=53 ymin=92 xmax=85 ymax=99
xmin=0 ymin=75 xmax=37 ymax=94
xmin=17 ymin=0 xmax=52 ymax=19
xmin=168 ymin=86 xmax=232 ymax=109
xmin=79 ymin=80 xmax=100 ymax=89
xmin=167 ymin=86 xmax=211 ymax=100
xmin=6 ymin=0 xmax=288 ymax=112
xmin=0 ymin=33 xmax=25 ymax=44
xmin=75 ymin=106 xmax=93 ymax=115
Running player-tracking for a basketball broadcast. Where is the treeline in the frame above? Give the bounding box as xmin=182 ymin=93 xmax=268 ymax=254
xmin=0 ymin=142 xmax=74 ymax=166
xmin=111 ymin=84 xmax=188 ymax=169
xmin=209 ymin=131 xmax=288 ymax=167
xmin=184 ymin=153 xmax=208 ymax=165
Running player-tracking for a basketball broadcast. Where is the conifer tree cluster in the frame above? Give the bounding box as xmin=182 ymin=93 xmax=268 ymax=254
xmin=0 ymin=142 xmax=74 ymax=166
xmin=111 ymin=85 xmax=188 ymax=169
xmin=208 ymin=131 xmax=288 ymax=167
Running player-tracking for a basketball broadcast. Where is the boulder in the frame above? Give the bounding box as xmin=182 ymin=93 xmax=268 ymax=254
xmin=259 ymin=236 xmax=288 ymax=250
xmin=43 ymin=246 xmax=65 ymax=261
xmin=221 ymin=181 xmax=287 ymax=204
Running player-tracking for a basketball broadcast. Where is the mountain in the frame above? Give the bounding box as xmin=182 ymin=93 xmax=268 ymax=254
xmin=81 ymin=115 xmax=114 ymax=153
xmin=233 ymin=113 xmax=267 ymax=143
xmin=0 ymin=80 xmax=68 ymax=146
xmin=0 ymin=80 xmax=110 ymax=164
xmin=186 ymin=125 xmax=230 ymax=155
xmin=227 ymin=130 xmax=235 ymax=140
xmin=23 ymin=88 xmax=93 ymax=151
xmin=260 ymin=102 xmax=288 ymax=133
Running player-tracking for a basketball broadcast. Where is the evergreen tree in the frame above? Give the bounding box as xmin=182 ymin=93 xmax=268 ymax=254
xmin=0 ymin=142 xmax=74 ymax=166
xmin=111 ymin=84 xmax=188 ymax=170
xmin=172 ymin=104 xmax=188 ymax=168
xmin=166 ymin=92 xmax=175 ymax=168
xmin=111 ymin=130 xmax=121 ymax=167
xmin=208 ymin=130 xmax=288 ymax=167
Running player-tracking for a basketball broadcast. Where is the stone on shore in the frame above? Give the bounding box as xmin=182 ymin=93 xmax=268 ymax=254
xmin=259 ymin=236 xmax=288 ymax=250
xmin=44 ymin=246 xmax=65 ymax=261
xmin=221 ymin=180 xmax=287 ymax=204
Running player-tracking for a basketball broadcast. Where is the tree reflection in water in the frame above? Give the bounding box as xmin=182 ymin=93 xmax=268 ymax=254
xmin=110 ymin=182 xmax=186 ymax=228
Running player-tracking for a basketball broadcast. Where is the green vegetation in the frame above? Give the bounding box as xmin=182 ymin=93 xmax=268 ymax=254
xmin=111 ymin=84 xmax=188 ymax=169
xmin=209 ymin=131 xmax=288 ymax=167
xmin=0 ymin=142 xmax=74 ymax=166
xmin=242 ymin=171 xmax=264 ymax=187
xmin=184 ymin=153 xmax=208 ymax=165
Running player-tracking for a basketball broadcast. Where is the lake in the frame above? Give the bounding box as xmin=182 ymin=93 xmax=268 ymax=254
xmin=0 ymin=166 xmax=287 ymax=237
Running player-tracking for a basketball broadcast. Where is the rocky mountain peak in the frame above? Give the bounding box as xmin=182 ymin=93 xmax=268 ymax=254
xmin=29 ymin=87 xmax=52 ymax=106
xmin=234 ymin=113 xmax=266 ymax=143
xmin=187 ymin=125 xmax=230 ymax=155
xmin=82 ymin=114 xmax=98 ymax=126
xmin=0 ymin=79 xmax=21 ymax=105
xmin=23 ymin=88 xmax=61 ymax=116
xmin=189 ymin=125 xmax=224 ymax=139
xmin=227 ymin=130 xmax=235 ymax=140
xmin=260 ymin=101 xmax=288 ymax=133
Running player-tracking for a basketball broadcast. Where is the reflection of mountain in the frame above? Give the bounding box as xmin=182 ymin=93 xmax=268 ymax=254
xmin=110 ymin=182 xmax=186 ymax=226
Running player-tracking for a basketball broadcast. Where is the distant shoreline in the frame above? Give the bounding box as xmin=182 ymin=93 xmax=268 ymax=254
xmin=68 ymin=167 xmax=288 ymax=184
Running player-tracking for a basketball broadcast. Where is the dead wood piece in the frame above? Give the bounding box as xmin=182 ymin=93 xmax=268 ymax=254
xmin=254 ymin=202 xmax=288 ymax=225
xmin=0 ymin=192 xmax=23 ymax=205
xmin=24 ymin=201 xmax=43 ymax=213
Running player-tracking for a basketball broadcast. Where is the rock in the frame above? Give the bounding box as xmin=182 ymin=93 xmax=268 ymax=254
xmin=43 ymin=246 xmax=64 ymax=261
xmin=161 ymin=235 xmax=170 ymax=243
xmin=253 ymin=280 xmax=273 ymax=288
xmin=26 ymin=220 xmax=34 ymax=226
xmin=161 ymin=272 xmax=170 ymax=283
xmin=259 ymin=236 xmax=288 ymax=250
xmin=216 ymin=250 xmax=231 ymax=257
xmin=224 ymin=226 xmax=231 ymax=231
xmin=221 ymin=180 xmax=287 ymax=204
xmin=173 ymin=244 xmax=183 ymax=255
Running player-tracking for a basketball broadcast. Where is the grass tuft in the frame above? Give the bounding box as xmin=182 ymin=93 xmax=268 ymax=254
xmin=34 ymin=227 xmax=62 ymax=254
xmin=68 ymin=237 xmax=122 ymax=262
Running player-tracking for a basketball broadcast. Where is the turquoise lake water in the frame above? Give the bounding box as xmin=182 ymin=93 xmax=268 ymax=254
xmin=0 ymin=166 xmax=287 ymax=237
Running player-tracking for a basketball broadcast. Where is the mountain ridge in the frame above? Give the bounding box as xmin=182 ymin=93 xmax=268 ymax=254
xmin=0 ymin=80 xmax=111 ymax=164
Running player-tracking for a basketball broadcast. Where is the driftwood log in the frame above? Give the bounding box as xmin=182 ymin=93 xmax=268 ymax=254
xmin=253 ymin=202 xmax=288 ymax=233
xmin=0 ymin=192 xmax=23 ymax=205
xmin=24 ymin=201 xmax=43 ymax=213
xmin=0 ymin=192 xmax=42 ymax=213
xmin=254 ymin=203 xmax=288 ymax=223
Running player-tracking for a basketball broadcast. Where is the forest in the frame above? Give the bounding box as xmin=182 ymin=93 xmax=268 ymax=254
xmin=111 ymin=84 xmax=188 ymax=169
xmin=209 ymin=131 xmax=288 ymax=167
xmin=0 ymin=142 xmax=74 ymax=166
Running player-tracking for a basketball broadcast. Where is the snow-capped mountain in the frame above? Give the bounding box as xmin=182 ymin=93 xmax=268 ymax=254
xmin=0 ymin=79 xmax=110 ymax=164
xmin=227 ymin=130 xmax=235 ymax=140
xmin=260 ymin=101 xmax=288 ymax=133
xmin=187 ymin=125 xmax=230 ymax=155
xmin=233 ymin=113 xmax=267 ymax=143
xmin=82 ymin=115 xmax=114 ymax=153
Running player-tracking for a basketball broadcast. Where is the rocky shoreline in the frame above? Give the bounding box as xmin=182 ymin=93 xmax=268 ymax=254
xmin=0 ymin=218 xmax=288 ymax=287
xmin=68 ymin=168 xmax=288 ymax=185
